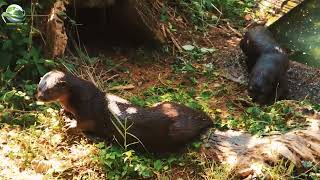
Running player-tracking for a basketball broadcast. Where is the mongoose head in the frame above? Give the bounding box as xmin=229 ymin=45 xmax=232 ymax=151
xmin=36 ymin=70 xmax=69 ymax=102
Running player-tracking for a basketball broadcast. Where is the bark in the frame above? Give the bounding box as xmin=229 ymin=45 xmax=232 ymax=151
xmin=202 ymin=117 xmax=320 ymax=178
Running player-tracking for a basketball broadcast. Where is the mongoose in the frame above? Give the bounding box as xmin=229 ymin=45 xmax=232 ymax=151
xmin=239 ymin=26 xmax=289 ymax=105
xmin=248 ymin=53 xmax=289 ymax=105
xmin=106 ymin=94 xmax=213 ymax=153
xmin=36 ymin=70 xmax=213 ymax=153
xmin=36 ymin=70 xmax=112 ymax=137
xmin=240 ymin=25 xmax=286 ymax=71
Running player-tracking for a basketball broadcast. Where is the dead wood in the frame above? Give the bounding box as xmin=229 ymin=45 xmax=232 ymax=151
xmin=203 ymin=117 xmax=320 ymax=178
xmin=45 ymin=0 xmax=68 ymax=58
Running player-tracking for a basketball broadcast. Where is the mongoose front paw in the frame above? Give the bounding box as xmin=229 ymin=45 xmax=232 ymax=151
xmin=64 ymin=117 xmax=77 ymax=129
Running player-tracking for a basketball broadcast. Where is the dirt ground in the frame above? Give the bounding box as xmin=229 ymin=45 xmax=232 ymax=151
xmin=85 ymin=24 xmax=320 ymax=106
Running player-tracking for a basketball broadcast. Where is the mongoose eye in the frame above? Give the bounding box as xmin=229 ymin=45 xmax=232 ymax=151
xmin=57 ymin=81 xmax=67 ymax=88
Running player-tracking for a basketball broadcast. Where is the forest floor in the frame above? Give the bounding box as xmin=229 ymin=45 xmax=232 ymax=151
xmin=1 ymin=6 xmax=320 ymax=180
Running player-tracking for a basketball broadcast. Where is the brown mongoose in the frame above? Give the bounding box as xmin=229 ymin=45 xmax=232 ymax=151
xmin=36 ymin=70 xmax=213 ymax=153
xmin=35 ymin=70 xmax=112 ymax=137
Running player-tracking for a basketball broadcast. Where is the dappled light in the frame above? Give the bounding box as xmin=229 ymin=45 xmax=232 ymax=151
xmin=0 ymin=0 xmax=320 ymax=179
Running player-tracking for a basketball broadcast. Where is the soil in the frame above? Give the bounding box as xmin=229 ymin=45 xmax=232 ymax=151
xmin=83 ymin=22 xmax=320 ymax=105
xmin=219 ymin=45 xmax=320 ymax=104
xmin=67 ymin=11 xmax=320 ymax=179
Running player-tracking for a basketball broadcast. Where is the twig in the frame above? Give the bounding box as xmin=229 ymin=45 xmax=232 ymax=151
xmin=109 ymin=84 xmax=135 ymax=91
xmin=105 ymin=58 xmax=128 ymax=74
xmin=165 ymin=27 xmax=182 ymax=52
xmin=226 ymin=22 xmax=243 ymax=37
xmin=158 ymin=73 xmax=170 ymax=86
xmin=106 ymin=74 xmax=119 ymax=82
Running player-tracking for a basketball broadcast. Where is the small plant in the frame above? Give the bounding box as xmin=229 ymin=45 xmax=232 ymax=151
xmin=172 ymin=57 xmax=198 ymax=74
xmin=182 ymin=44 xmax=216 ymax=60
xmin=177 ymin=0 xmax=255 ymax=28
xmin=228 ymin=101 xmax=307 ymax=136
xmin=130 ymin=85 xmax=213 ymax=113
xmin=0 ymin=1 xmax=57 ymax=81
xmin=264 ymin=159 xmax=295 ymax=179
xmin=98 ymin=143 xmax=180 ymax=180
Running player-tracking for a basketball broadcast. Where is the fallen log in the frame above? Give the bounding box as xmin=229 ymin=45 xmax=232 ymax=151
xmin=202 ymin=116 xmax=320 ymax=178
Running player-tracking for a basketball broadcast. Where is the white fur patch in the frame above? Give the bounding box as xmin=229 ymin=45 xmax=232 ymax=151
xmin=106 ymin=94 xmax=131 ymax=116
xmin=108 ymin=101 xmax=122 ymax=116
xmin=274 ymin=46 xmax=284 ymax=54
xmin=126 ymin=107 xmax=137 ymax=114
xmin=38 ymin=71 xmax=65 ymax=90
xmin=106 ymin=94 xmax=130 ymax=104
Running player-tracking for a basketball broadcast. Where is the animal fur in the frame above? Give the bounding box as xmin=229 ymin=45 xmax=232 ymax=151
xmin=36 ymin=70 xmax=213 ymax=153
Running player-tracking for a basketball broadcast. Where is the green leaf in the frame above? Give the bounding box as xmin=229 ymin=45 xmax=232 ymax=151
xmin=36 ymin=63 xmax=47 ymax=76
xmin=200 ymin=47 xmax=216 ymax=53
xmin=153 ymin=160 xmax=163 ymax=171
xmin=96 ymin=142 xmax=105 ymax=149
xmin=192 ymin=141 xmax=202 ymax=149
xmin=0 ymin=104 xmax=4 ymax=110
xmin=182 ymin=44 xmax=195 ymax=51
xmin=2 ymin=68 xmax=15 ymax=80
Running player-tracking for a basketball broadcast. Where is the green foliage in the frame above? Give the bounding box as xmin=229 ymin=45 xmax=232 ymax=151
xmin=178 ymin=0 xmax=255 ymax=28
xmin=130 ymin=85 xmax=213 ymax=113
xmin=0 ymin=1 xmax=57 ymax=81
xmin=211 ymin=0 xmax=254 ymax=22
xmin=228 ymin=102 xmax=306 ymax=136
xmin=182 ymin=44 xmax=216 ymax=60
xmin=0 ymin=24 xmax=29 ymax=68
xmin=171 ymin=43 xmax=217 ymax=77
xmin=0 ymin=81 xmax=41 ymax=127
xmin=178 ymin=0 xmax=220 ymax=29
xmin=98 ymin=144 xmax=179 ymax=180
xmin=172 ymin=57 xmax=198 ymax=74
xmin=295 ymin=161 xmax=320 ymax=179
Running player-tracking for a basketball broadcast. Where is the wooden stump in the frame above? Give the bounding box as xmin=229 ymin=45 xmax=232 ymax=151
xmin=45 ymin=1 xmax=68 ymax=58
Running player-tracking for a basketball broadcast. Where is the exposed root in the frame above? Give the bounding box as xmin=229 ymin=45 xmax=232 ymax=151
xmin=204 ymin=117 xmax=320 ymax=178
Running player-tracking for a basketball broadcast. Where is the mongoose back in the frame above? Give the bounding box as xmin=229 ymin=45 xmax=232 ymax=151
xmin=106 ymin=94 xmax=213 ymax=153
xmin=36 ymin=70 xmax=213 ymax=153
xmin=240 ymin=26 xmax=289 ymax=105
xmin=248 ymin=53 xmax=289 ymax=105
xmin=240 ymin=25 xmax=286 ymax=71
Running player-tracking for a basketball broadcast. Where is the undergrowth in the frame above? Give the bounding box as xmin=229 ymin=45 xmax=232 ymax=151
xmin=171 ymin=0 xmax=255 ymax=29
xmin=227 ymin=101 xmax=307 ymax=136
xmin=0 ymin=0 xmax=56 ymax=80
xmin=0 ymin=0 xmax=319 ymax=179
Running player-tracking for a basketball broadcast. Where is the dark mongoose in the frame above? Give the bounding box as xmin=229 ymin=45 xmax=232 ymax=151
xmin=36 ymin=70 xmax=213 ymax=153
